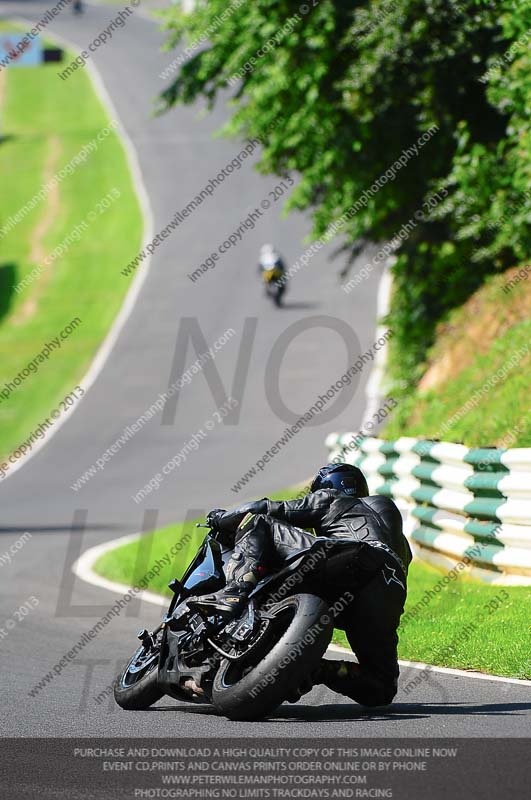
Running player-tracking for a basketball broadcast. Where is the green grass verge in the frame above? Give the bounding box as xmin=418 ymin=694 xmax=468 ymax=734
xmin=93 ymin=487 xmax=531 ymax=680
xmin=0 ymin=26 xmax=142 ymax=460
xmin=384 ymin=269 xmax=531 ymax=447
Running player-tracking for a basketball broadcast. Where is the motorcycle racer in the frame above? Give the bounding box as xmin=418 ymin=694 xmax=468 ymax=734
xmin=190 ymin=463 xmax=412 ymax=706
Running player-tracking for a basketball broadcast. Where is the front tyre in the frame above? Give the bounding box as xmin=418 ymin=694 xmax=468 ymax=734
xmin=114 ymin=643 xmax=164 ymax=710
xmin=212 ymin=593 xmax=332 ymax=721
xmin=274 ymin=284 xmax=284 ymax=307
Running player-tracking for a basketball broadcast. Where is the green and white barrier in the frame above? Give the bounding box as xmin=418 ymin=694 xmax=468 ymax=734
xmin=325 ymin=434 xmax=531 ymax=585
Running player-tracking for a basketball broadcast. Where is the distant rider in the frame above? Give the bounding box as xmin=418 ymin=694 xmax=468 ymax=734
xmin=191 ymin=463 xmax=412 ymax=707
xmin=258 ymin=243 xmax=286 ymax=284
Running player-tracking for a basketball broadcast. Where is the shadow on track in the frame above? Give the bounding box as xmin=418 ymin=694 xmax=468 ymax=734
xmin=142 ymin=700 xmax=531 ymax=723
xmin=399 ymin=701 xmax=531 ymax=717
xmin=140 ymin=702 xmax=421 ymax=722
xmin=278 ymin=301 xmax=320 ymax=310
xmin=273 ymin=700 xmax=531 ymax=722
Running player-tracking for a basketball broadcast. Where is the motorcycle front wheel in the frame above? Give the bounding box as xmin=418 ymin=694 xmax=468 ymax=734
xmin=212 ymin=593 xmax=332 ymax=721
xmin=114 ymin=641 xmax=164 ymax=710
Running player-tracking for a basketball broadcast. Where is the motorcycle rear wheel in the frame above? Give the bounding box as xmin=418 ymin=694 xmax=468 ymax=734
xmin=212 ymin=593 xmax=332 ymax=721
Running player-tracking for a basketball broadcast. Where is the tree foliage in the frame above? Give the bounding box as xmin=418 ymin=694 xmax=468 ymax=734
xmin=159 ymin=0 xmax=531 ymax=385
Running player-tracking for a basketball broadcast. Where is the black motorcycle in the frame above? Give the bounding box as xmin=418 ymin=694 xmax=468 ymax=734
xmin=114 ymin=523 xmax=357 ymax=720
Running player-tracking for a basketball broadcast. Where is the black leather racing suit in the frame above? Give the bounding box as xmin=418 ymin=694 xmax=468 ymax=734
xmin=216 ymin=490 xmax=412 ymax=706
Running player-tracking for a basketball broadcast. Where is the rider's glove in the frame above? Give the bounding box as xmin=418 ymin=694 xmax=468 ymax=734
xmin=206 ymin=509 xmax=227 ymax=530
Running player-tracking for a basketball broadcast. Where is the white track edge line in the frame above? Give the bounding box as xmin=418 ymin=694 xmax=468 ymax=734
xmin=1 ymin=21 xmax=155 ymax=484
xmin=73 ymin=531 xmax=167 ymax=608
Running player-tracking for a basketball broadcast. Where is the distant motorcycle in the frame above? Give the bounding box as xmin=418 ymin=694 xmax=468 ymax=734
xmin=258 ymin=243 xmax=287 ymax=307
xmin=113 ymin=521 xmax=358 ymax=720
xmin=73 ymin=0 xmax=83 ymax=14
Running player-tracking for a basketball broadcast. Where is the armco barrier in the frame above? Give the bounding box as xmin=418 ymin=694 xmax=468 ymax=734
xmin=325 ymin=433 xmax=531 ymax=585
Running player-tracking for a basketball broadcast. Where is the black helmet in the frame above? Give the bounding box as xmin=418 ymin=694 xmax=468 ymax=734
xmin=311 ymin=463 xmax=369 ymax=497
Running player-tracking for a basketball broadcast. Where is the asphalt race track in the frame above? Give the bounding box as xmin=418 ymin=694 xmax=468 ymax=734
xmin=0 ymin=1 xmax=530 ymax=738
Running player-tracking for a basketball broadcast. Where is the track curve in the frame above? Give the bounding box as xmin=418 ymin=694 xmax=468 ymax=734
xmin=0 ymin=1 xmax=529 ymax=739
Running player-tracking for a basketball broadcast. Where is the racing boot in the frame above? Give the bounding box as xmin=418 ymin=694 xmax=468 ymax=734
xmin=302 ymin=659 xmax=396 ymax=706
xmin=286 ymin=660 xmax=363 ymax=703
xmin=188 ymin=552 xmax=264 ymax=621
xmin=190 ymin=513 xmax=270 ymax=621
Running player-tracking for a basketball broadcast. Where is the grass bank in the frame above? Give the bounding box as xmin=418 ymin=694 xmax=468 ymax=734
xmin=0 ymin=23 xmax=142 ymax=464
xmin=385 ymin=266 xmax=531 ymax=448
xmin=93 ymin=487 xmax=530 ymax=680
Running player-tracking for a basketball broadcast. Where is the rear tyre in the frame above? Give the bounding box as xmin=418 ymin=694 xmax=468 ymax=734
xmin=114 ymin=645 xmax=164 ymax=710
xmin=212 ymin=593 xmax=332 ymax=721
